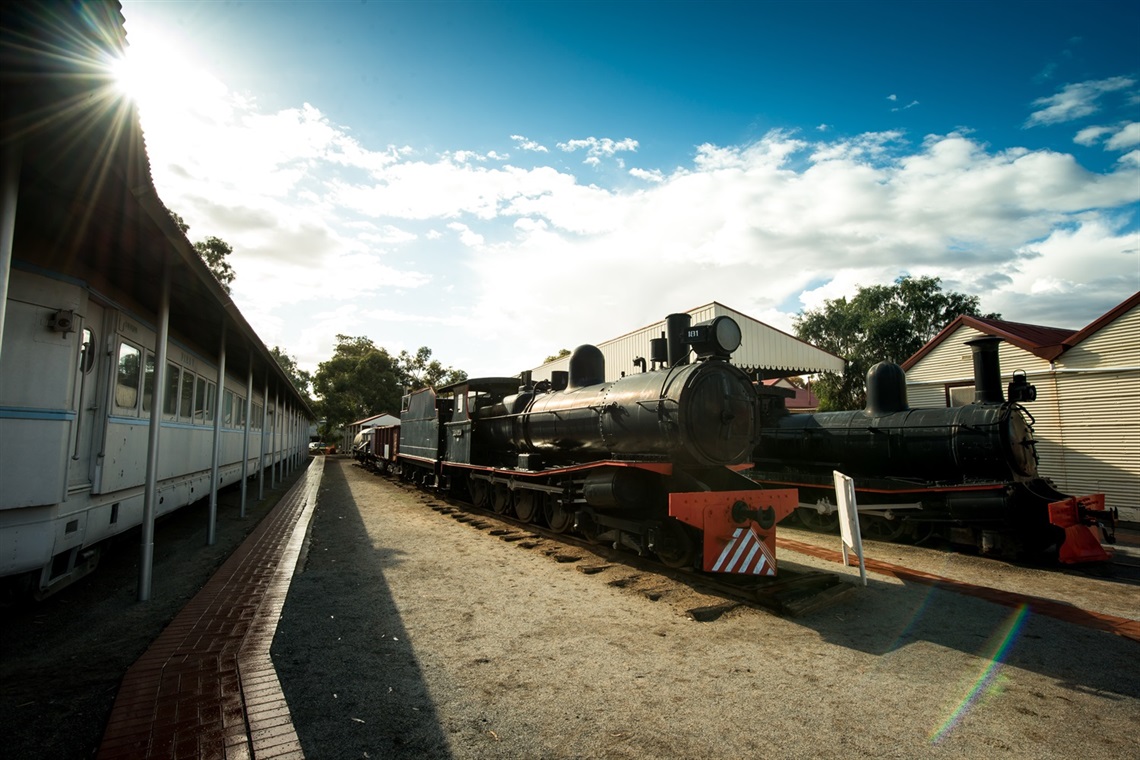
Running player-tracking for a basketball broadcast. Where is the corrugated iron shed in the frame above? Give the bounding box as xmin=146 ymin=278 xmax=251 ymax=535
xmin=531 ymin=302 xmax=844 ymax=382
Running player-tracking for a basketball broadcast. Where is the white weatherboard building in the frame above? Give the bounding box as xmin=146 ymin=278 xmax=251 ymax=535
xmin=902 ymin=292 xmax=1140 ymax=524
xmin=531 ymin=302 xmax=845 ymax=381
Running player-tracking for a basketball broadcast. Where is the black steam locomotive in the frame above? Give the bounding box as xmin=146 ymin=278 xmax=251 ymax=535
xmin=368 ymin=314 xmax=798 ymax=575
xmin=750 ymin=337 xmax=1116 ymax=563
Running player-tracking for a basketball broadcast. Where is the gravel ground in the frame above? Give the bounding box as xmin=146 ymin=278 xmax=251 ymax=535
xmin=273 ymin=459 xmax=1140 ymax=760
xmin=0 ymin=467 xmax=307 ymax=760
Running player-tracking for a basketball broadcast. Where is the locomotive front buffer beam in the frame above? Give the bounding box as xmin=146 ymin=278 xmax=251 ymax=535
xmin=670 ymin=488 xmax=798 ymax=576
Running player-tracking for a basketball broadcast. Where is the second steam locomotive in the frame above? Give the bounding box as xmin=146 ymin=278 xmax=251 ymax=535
xmin=750 ymin=337 xmax=1116 ymax=563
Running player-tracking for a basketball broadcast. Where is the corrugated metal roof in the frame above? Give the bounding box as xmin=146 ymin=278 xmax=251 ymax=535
xmin=1062 ymin=291 xmax=1140 ymax=351
xmin=530 ymin=302 xmax=844 ymax=381
xmin=903 ymin=292 xmax=1140 ymax=371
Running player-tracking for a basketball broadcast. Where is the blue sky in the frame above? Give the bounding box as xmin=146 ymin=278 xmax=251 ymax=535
xmin=115 ymin=0 xmax=1139 ymax=378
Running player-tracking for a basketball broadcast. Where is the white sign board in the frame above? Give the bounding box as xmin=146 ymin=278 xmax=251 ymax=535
xmin=833 ymin=470 xmax=867 ymax=586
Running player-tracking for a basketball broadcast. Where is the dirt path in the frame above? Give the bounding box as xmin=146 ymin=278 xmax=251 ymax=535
xmin=273 ymin=460 xmax=1140 ymax=759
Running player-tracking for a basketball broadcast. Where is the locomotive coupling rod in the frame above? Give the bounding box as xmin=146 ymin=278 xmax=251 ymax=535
xmin=731 ymin=500 xmax=776 ymax=530
xmin=469 ymin=471 xmax=565 ymax=495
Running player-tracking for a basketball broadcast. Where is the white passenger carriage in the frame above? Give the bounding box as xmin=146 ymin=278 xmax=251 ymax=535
xmin=0 ymin=2 xmax=313 ymax=597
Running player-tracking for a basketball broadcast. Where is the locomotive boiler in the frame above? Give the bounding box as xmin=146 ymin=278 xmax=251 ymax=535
xmin=389 ymin=314 xmax=798 ymax=575
xmin=750 ymin=337 xmax=1115 ymax=563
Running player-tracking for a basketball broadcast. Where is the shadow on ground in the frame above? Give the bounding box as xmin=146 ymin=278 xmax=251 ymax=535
xmin=273 ymin=460 xmax=454 ymax=759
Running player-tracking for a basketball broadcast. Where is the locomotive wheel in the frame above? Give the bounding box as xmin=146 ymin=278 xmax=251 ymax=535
xmin=545 ymin=501 xmax=574 ymax=533
xmin=468 ymin=476 xmax=491 ymax=508
xmin=515 ymin=491 xmax=542 ymax=523
xmin=859 ymin=515 xmax=908 ymax=542
xmin=491 ymin=484 xmax=513 ymax=515
xmin=577 ymin=513 xmax=602 ymax=544
xmin=655 ymin=518 xmax=696 ymax=569
xmin=796 ymin=507 xmax=840 ymax=533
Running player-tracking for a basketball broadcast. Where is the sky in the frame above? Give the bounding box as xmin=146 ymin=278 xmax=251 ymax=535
xmin=113 ymin=0 xmax=1140 ymax=380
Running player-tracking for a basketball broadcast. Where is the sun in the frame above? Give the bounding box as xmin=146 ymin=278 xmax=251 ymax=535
xmin=111 ymin=22 xmax=218 ymax=116
xmin=111 ymin=27 xmax=179 ymax=101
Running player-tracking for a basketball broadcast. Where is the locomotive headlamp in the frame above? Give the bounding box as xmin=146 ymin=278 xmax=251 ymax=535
xmin=686 ymin=316 xmax=742 ymax=359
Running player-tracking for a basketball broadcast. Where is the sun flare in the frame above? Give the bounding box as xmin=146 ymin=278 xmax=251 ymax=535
xmin=113 ymin=23 xmax=220 ymax=113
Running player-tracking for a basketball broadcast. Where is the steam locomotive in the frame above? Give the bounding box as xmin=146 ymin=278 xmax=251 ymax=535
xmin=750 ymin=337 xmax=1116 ymax=563
xmin=363 ymin=314 xmax=798 ymax=575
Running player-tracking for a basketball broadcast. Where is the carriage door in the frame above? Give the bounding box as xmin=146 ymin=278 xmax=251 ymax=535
xmin=68 ymin=300 xmax=106 ymax=492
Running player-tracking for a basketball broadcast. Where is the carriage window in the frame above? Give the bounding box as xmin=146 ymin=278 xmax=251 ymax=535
xmin=234 ymin=394 xmax=246 ymax=427
xmin=80 ymin=328 xmax=96 ymax=374
xmin=223 ymin=390 xmax=234 ymax=427
xmin=179 ymin=371 xmax=194 ymax=421
xmin=164 ymin=363 xmax=181 ymax=417
xmin=142 ymin=353 xmax=155 ymax=413
xmin=252 ymin=403 xmax=263 ymax=430
xmin=194 ymin=376 xmax=207 ymax=423
xmin=205 ymin=381 xmax=216 ymax=422
xmin=114 ymin=343 xmax=141 ymax=411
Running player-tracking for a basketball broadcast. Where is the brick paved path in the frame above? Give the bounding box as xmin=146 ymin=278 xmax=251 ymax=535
xmin=97 ymin=457 xmax=324 ymax=760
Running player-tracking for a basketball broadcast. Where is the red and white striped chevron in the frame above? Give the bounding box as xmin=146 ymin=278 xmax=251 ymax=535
xmin=710 ymin=526 xmax=776 ymax=575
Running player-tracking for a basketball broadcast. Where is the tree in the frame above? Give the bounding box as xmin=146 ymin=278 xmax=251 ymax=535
xmin=312 ymin=335 xmax=404 ymax=432
xmin=194 ymin=237 xmax=236 ymax=293
xmin=168 ymin=210 xmax=237 ymax=293
xmin=544 ymin=349 xmax=571 ymax=363
xmin=270 ymin=346 xmax=314 ymax=401
xmin=397 ymin=346 xmax=467 ymax=390
xmin=794 ymin=276 xmax=1000 ymax=411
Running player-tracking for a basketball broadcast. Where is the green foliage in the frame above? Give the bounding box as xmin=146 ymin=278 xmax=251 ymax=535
xmin=397 ymin=346 xmax=467 ymax=389
xmin=270 ymin=346 xmax=313 ymax=402
xmin=311 ymin=339 xmax=467 ymax=433
xmin=194 ymin=237 xmax=236 ymax=293
xmin=312 ymin=335 xmax=404 ymax=431
xmin=168 ymin=209 xmax=236 ymax=294
xmin=544 ymin=348 xmax=571 ymax=363
xmin=794 ymin=276 xmax=999 ymax=411
xmin=170 ymin=211 xmax=190 ymax=234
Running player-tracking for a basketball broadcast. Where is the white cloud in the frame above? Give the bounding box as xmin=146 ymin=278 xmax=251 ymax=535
xmin=1025 ymin=76 xmax=1135 ymax=127
xmin=557 ymin=136 xmax=639 ymax=162
xmin=448 ymin=222 xmax=485 ymax=247
xmin=1106 ymin=122 xmax=1140 ymax=150
xmin=1074 ymin=125 xmax=1115 ymax=146
xmin=131 ymin=46 xmax=1140 ymax=377
xmin=511 ymin=134 xmax=549 ymax=152
xmin=629 ymin=167 xmax=665 ymax=183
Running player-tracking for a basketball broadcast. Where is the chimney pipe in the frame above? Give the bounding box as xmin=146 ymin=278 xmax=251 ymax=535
xmin=965 ymin=336 xmax=1004 ymax=404
xmin=665 ymin=313 xmax=691 ymax=368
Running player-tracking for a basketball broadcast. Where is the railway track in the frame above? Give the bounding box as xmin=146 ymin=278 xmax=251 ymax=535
xmin=381 ymin=470 xmax=857 ymax=618
xmin=368 ymin=464 xmax=1140 ymax=641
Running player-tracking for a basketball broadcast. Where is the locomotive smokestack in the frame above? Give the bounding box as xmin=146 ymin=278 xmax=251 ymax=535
xmin=665 ymin=313 xmax=691 ymax=368
xmin=965 ymin=336 xmax=1004 ymax=404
